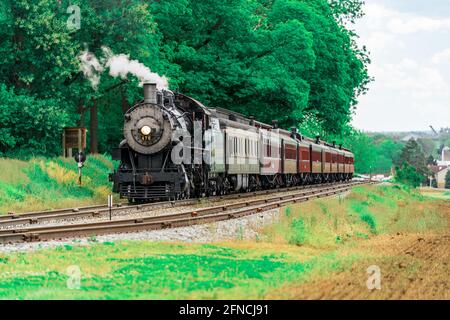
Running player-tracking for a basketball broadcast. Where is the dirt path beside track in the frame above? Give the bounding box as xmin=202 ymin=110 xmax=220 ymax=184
xmin=267 ymin=233 xmax=449 ymax=300
xmin=266 ymin=196 xmax=450 ymax=300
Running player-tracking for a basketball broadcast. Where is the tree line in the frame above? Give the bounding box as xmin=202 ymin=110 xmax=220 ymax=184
xmin=0 ymin=0 xmax=369 ymax=158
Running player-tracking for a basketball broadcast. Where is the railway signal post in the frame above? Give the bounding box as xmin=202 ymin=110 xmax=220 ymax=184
xmin=74 ymin=151 xmax=86 ymax=186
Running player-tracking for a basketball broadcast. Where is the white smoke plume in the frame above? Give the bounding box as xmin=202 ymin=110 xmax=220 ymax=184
xmin=78 ymin=46 xmax=169 ymax=90
xmin=79 ymin=50 xmax=104 ymax=89
xmin=102 ymin=47 xmax=169 ymax=90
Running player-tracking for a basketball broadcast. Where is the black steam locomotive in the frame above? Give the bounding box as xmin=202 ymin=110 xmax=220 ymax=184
xmin=110 ymin=83 xmax=354 ymax=202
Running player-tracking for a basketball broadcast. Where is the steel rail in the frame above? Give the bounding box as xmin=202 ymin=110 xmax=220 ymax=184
xmin=0 ymin=182 xmax=360 ymax=243
xmin=0 ymin=183 xmax=351 ymax=235
xmin=0 ymin=182 xmax=347 ymax=228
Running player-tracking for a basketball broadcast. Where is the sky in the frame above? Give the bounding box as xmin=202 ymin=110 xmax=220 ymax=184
xmin=351 ymin=0 xmax=450 ymax=132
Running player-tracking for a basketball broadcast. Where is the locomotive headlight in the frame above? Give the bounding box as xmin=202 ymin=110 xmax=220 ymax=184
xmin=140 ymin=126 xmax=151 ymax=136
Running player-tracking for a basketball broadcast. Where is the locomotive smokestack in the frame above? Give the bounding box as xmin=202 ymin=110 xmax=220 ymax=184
xmin=143 ymin=83 xmax=157 ymax=104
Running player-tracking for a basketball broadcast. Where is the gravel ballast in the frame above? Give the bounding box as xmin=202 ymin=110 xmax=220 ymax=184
xmin=0 ymin=208 xmax=281 ymax=253
xmin=0 ymin=190 xmax=351 ymax=254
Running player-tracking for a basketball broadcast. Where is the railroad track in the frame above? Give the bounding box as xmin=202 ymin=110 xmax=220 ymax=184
xmin=0 ymin=181 xmax=364 ymax=243
xmin=0 ymin=181 xmax=349 ymax=228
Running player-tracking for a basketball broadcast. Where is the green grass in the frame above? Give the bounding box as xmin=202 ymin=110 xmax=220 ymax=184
xmin=0 ymin=155 xmax=118 ymax=214
xmin=264 ymin=184 xmax=448 ymax=247
xmin=0 ymin=241 xmax=354 ymax=300
xmin=421 ymin=189 xmax=450 ymax=201
xmin=0 ymin=184 xmax=447 ymax=300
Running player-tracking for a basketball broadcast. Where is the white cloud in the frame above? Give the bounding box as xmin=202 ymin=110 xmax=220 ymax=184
xmin=432 ymin=48 xmax=450 ymax=64
xmin=365 ymin=32 xmax=399 ymax=53
xmin=374 ymin=59 xmax=449 ymax=99
xmin=352 ymin=2 xmax=450 ymax=132
xmin=387 ymin=16 xmax=450 ymax=34
xmin=364 ymin=3 xmax=450 ymax=34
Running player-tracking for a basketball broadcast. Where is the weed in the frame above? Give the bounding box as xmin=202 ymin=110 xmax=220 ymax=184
xmin=88 ymin=236 xmax=99 ymax=243
xmin=284 ymin=206 xmax=292 ymax=218
xmin=360 ymin=213 xmax=377 ymax=234
xmin=288 ymin=218 xmax=308 ymax=246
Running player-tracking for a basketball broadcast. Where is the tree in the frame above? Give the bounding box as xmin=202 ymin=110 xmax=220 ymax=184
xmin=395 ymin=163 xmax=424 ymax=188
xmin=0 ymin=0 xmax=371 ymax=157
xmin=63 ymin=0 xmax=164 ymax=153
xmin=445 ymin=170 xmax=450 ymax=189
xmin=398 ymin=139 xmax=429 ymax=176
xmin=0 ymin=0 xmax=163 ymax=155
xmin=0 ymin=84 xmax=70 ymax=158
xmin=152 ymin=0 xmax=370 ymax=133
xmin=395 ymin=139 xmax=430 ymax=187
xmin=306 ymin=126 xmax=402 ymax=175
xmin=329 ymin=0 xmax=365 ymax=23
xmin=379 ymin=139 xmax=403 ymax=165
xmin=427 ymin=155 xmax=437 ymax=166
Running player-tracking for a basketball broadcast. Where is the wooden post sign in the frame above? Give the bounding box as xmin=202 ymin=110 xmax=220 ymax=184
xmin=62 ymin=127 xmax=87 ymax=158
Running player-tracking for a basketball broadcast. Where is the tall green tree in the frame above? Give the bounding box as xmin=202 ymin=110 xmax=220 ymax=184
xmin=267 ymin=0 xmax=370 ymax=133
xmin=0 ymin=0 xmax=165 ymax=155
xmin=398 ymin=139 xmax=429 ymax=176
xmin=0 ymin=84 xmax=70 ymax=157
xmin=0 ymin=0 xmax=77 ymax=157
xmin=152 ymin=0 xmax=370 ymax=132
xmin=0 ymin=0 xmax=79 ymax=98
xmin=0 ymin=0 xmax=371 ymax=157
xmin=60 ymin=0 xmax=165 ymax=153
xmin=395 ymin=139 xmax=430 ymax=187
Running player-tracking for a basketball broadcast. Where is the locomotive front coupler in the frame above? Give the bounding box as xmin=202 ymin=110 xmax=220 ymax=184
xmin=141 ymin=172 xmax=154 ymax=185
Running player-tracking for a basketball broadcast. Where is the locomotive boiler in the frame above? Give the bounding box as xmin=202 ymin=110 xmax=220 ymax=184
xmin=110 ymin=83 xmax=355 ymax=203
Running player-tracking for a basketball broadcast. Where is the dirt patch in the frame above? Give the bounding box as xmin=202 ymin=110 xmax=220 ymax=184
xmin=267 ymin=233 xmax=450 ymax=300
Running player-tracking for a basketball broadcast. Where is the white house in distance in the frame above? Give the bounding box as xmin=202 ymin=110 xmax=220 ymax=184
xmin=430 ymin=147 xmax=450 ymax=188
xmin=438 ymin=147 xmax=450 ymax=166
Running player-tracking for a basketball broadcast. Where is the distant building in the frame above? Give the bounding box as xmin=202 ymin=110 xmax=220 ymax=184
xmin=437 ymin=146 xmax=450 ymax=166
xmin=442 ymin=147 xmax=450 ymax=161
xmin=437 ymin=166 xmax=449 ymax=189
xmin=429 ymin=147 xmax=450 ymax=188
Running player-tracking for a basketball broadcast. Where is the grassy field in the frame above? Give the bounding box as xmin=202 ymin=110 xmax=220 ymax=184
xmin=0 ymin=184 xmax=447 ymax=300
xmin=0 ymin=155 xmax=116 ymax=214
xmin=420 ymin=188 xmax=450 ymax=201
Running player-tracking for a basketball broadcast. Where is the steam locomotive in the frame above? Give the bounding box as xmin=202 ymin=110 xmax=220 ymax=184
xmin=110 ymin=83 xmax=354 ymax=202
